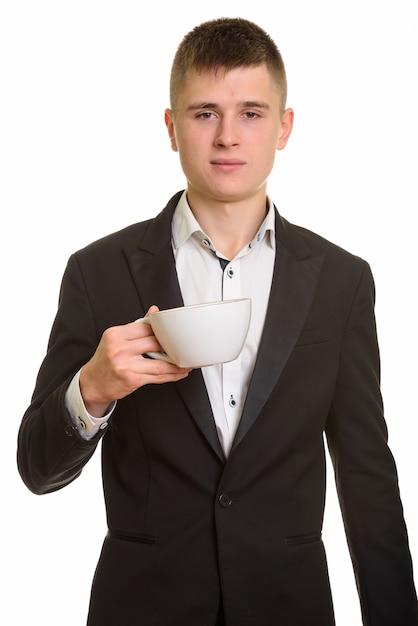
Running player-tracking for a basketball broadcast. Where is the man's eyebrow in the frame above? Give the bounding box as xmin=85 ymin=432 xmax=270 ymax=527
xmin=187 ymin=100 xmax=271 ymax=111
xmin=186 ymin=102 xmax=217 ymax=111
xmin=239 ymin=100 xmax=270 ymax=109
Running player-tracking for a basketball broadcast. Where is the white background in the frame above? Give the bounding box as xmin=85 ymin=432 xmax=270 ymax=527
xmin=1 ymin=1 xmax=417 ymax=624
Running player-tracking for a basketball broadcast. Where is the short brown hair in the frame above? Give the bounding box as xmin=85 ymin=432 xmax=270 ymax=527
xmin=169 ymin=17 xmax=288 ymax=116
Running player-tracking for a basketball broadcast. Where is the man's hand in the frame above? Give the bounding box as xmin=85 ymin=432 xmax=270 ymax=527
xmin=79 ymin=306 xmax=191 ymax=417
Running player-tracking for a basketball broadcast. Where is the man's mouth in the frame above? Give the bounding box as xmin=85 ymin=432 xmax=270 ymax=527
xmin=210 ymin=159 xmax=246 ymax=171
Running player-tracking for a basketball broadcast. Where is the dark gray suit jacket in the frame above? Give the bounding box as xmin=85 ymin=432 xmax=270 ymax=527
xmin=18 ymin=191 xmax=418 ymax=625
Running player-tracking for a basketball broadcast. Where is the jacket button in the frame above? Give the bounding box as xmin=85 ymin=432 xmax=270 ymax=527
xmin=64 ymin=424 xmax=75 ymax=437
xmin=219 ymin=493 xmax=232 ymax=508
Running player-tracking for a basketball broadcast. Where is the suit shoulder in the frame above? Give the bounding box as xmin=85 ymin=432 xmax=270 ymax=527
xmin=278 ymin=215 xmax=375 ymax=296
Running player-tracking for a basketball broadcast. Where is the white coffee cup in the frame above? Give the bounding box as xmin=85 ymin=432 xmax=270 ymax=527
xmin=135 ymin=298 xmax=251 ymax=368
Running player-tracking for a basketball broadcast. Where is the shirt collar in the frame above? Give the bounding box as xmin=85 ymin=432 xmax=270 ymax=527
xmin=172 ymin=190 xmax=276 ymax=253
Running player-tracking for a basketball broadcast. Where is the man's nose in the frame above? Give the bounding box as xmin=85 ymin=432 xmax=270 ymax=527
xmin=214 ymin=117 xmax=240 ymax=148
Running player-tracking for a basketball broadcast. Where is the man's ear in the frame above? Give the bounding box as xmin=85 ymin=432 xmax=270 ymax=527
xmin=277 ymin=108 xmax=294 ymax=151
xmin=164 ymin=109 xmax=178 ymax=152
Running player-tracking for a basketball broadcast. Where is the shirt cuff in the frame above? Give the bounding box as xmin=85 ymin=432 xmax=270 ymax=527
xmin=64 ymin=369 xmax=116 ymax=440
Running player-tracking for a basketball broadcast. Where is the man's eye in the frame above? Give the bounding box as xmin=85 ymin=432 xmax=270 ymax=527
xmin=198 ymin=111 xmax=214 ymax=119
xmin=245 ymin=111 xmax=259 ymax=119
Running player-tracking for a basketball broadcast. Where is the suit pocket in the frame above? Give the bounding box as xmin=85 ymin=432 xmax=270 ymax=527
xmin=284 ymin=532 xmax=322 ymax=547
xmin=108 ymin=529 xmax=157 ymax=544
xmin=295 ymin=327 xmax=333 ymax=347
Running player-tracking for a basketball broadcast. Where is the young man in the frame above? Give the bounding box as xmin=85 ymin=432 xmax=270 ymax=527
xmin=17 ymin=17 xmax=417 ymax=625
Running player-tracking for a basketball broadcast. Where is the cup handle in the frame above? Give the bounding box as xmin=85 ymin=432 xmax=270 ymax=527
xmin=134 ymin=317 xmax=174 ymax=363
xmin=144 ymin=351 xmax=173 ymax=363
xmin=134 ymin=316 xmax=152 ymax=325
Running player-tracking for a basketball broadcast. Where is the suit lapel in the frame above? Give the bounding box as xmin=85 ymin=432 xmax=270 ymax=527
xmin=125 ymin=192 xmax=184 ymax=314
xmin=232 ymin=213 xmax=325 ymax=451
xmin=125 ymin=193 xmax=225 ymax=461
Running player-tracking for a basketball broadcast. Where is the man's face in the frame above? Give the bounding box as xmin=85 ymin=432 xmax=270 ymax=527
xmin=165 ymin=64 xmax=293 ymax=207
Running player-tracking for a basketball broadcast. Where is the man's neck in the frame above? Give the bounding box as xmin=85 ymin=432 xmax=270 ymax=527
xmin=186 ymin=191 xmax=269 ymax=260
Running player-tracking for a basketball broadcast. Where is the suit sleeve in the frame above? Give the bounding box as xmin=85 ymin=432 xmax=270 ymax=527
xmin=17 ymin=253 xmax=106 ymax=495
xmin=326 ymin=261 xmax=418 ymax=624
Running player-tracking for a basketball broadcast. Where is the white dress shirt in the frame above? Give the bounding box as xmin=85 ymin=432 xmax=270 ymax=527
xmin=66 ymin=191 xmax=276 ymax=457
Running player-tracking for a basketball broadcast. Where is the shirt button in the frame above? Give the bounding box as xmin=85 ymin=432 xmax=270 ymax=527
xmin=219 ymin=493 xmax=232 ymax=508
xmin=229 ymin=395 xmax=236 ymax=407
xmin=100 ymin=422 xmax=108 ymax=430
xmin=227 ymin=267 xmax=234 ymax=278
xmin=202 ymin=238 xmax=211 ymax=247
